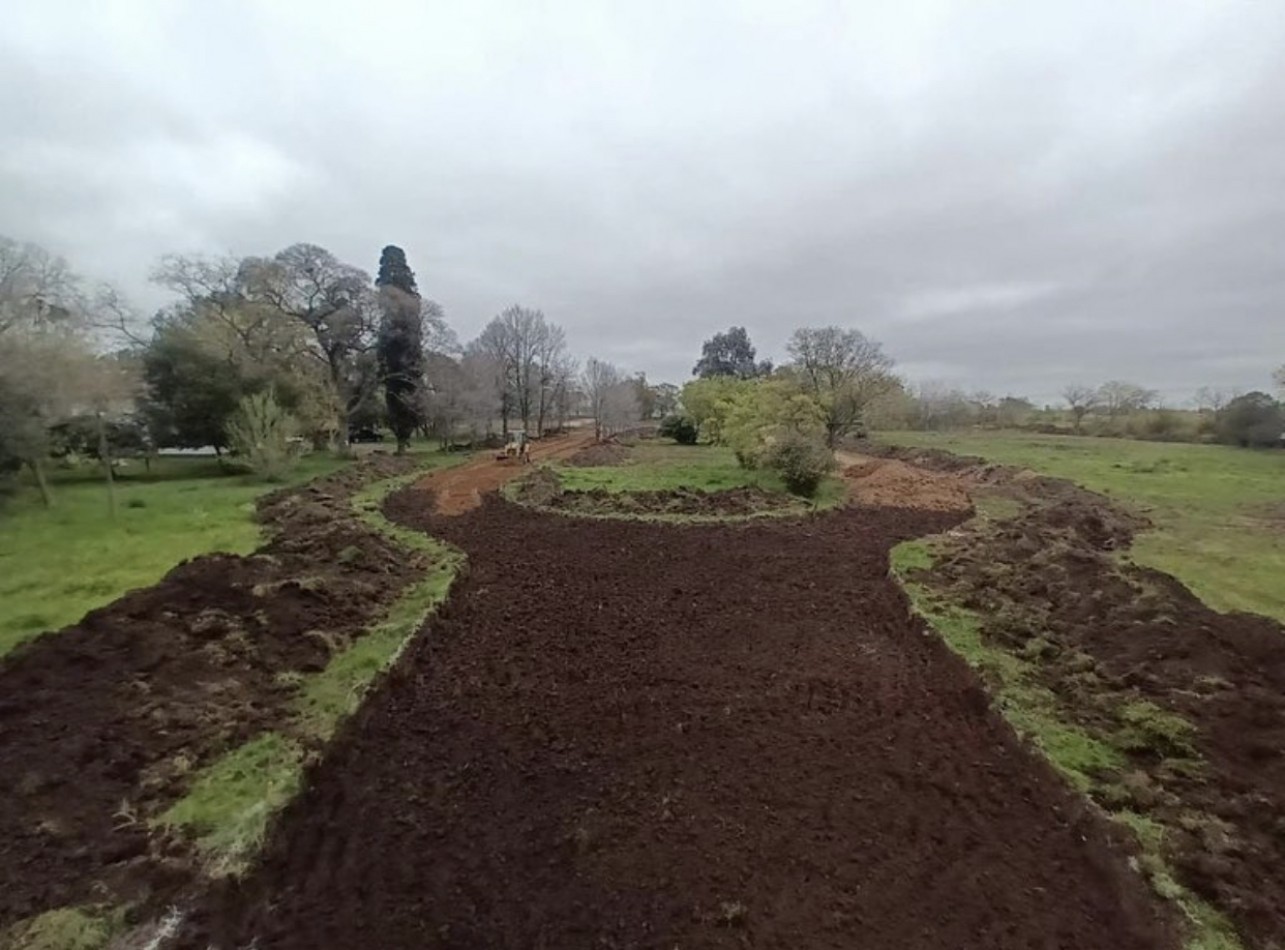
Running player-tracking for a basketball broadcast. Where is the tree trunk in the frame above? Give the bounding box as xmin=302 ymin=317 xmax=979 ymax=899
xmin=97 ymin=413 xmax=118 ymax=520
xmin=27 ymin=458 xmax=53 ymax=508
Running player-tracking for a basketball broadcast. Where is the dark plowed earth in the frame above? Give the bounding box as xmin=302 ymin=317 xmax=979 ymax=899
xmin=0 ymin=457 xmax=420 ymax=928
xmin=183 ymin=496 xmax=1176 ymax=950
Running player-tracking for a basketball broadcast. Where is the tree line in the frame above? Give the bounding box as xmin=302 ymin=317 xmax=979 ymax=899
xmin=0 ymin=235 xmax=656 ymax=505
xmin=857 ymin=377 xmax=1284 ymax=447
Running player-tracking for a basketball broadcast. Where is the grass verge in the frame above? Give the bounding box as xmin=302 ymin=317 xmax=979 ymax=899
xmin=891 ymin=534 xmax=1243 ymax=950
xmin=156 ymin=458 xmax=464 ymax=879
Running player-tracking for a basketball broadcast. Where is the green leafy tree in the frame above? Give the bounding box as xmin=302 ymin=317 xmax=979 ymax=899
xmin=723 ymin=378 xmax=828 ymax=469
xmin=375 ymin=245 xmax=426 ymax=453
xmin=141 ymin=311 xmax=249 ymax=451
xmin=692 ymin=326 xmax=772 ymax=379
xmin=680 ymin=376 xmax=753 ymax=444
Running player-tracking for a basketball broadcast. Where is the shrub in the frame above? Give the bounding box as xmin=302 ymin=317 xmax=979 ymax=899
xmin=764 ymin=433 xmax=835 ymax=497
xmin=1215 ymin=392 xmax=1284 ymax=448
xmin=226 ymin=390 xmax=300 ymax=481
xmin=658 ymin=414 xmax=699 ymax=445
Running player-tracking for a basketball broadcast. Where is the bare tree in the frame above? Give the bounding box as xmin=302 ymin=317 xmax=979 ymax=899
xmin=0 ymin=236 xmax=82 ymax=336
xmin=1096 ymin=380 xmax=1158 ymax=417
xmin=785 ymin=326 xmax=897 ymax=446
xmin=241 ymin=243 xmax=378 ymax=448
xmin=1193 ymin=386 xmax=1241 ymax=413
xmin=1062 ymin=383 xmax=1099 ymax=433
xmin=470 ymin=305 xmax=568 ymax=436
xmin=582 ymin=357 xmax=623 ymax=440
xmin=601 ymin=379 xmax=642 ymax=436
xmin=0 ymin=237 xmax=98 ymax=504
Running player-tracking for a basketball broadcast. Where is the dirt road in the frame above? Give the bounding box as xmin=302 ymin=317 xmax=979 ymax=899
xmin=183 ymin=497 xmax=1174 ymax=949
xmin=417 ymin=429 xmax=598 ymax=514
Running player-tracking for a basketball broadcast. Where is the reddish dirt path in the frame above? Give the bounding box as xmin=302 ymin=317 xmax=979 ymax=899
xmin=418 ymin=429 xmax=598 ymax=514
xmin=183 ymin=498 xmax=1174 ymax=950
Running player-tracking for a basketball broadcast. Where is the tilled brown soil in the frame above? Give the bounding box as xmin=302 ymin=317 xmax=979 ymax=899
xmin=181 ymin=494 xmax=1177 ymax=950
xmin=923 ymin=495 xmax=1285 ymax=947
xmin=0 ymin=456 xmax=423 ymax=928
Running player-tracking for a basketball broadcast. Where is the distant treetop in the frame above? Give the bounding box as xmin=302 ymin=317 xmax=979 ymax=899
xmin=693 ymin=325 xmax=772 ymax=379
xmin=376 ymin=245 xmax=418 ymax=297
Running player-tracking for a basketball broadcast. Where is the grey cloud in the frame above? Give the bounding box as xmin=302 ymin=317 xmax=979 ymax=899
xmin=2 ymin=0 xmax=1283 ymax=399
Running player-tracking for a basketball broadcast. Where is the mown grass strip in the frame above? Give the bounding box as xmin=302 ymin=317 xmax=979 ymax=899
xmin=157 ymin=458 xmax=464 ymax=879
xmin=891 ymin=536 xmax=1243 ymax=950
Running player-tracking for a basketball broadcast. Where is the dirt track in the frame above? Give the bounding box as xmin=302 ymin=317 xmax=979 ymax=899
xmin=417 ymin=429 xmax=597 ymax=514
xmin=183 ymin=494 xmax=1175 ymax=949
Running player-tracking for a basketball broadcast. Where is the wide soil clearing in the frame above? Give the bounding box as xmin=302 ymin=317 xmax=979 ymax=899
xmin=183 ymin=493 xmax=1174 ymax=949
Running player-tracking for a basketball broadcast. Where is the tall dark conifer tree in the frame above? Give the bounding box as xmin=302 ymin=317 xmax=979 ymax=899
xmin=376 ymin=245 xmax=425 ymax=453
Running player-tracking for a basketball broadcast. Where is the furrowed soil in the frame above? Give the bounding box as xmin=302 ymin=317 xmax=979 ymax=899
xmin=880 ymin=443 xmax=1285 ymax=949
xmin=181 ymin=492 xmax=1176 ymax=950
xmin=0 ymin=456 xmax=424 ymax=929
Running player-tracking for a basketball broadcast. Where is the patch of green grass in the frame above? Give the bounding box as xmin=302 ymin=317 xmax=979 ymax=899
xmin=1117 ymin=701 xmax=1199 ymax=757
xmin=159 ymin=453 xmax=466 ymax=877
xmin=545 ymin=441 xmax=846 ymax=519
xmin=0 ymin=904 xmax=127 ymax=950
xmin=157 ymin=732 xmax=304 ymax=878
xmin=878 ymin=430 xmax=1285 ymax=622
xmin=0 ymin=453 xmax=348 ymax=656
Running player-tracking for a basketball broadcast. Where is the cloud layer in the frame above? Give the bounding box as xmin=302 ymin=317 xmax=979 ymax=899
xmin=3 ymin=0 xmax=1283 ymax=400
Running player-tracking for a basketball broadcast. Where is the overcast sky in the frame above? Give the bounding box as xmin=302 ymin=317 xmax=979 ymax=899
xmin=3 ymin=1 xmax=1283 ymax=401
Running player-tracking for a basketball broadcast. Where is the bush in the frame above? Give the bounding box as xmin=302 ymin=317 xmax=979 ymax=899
xmin=764 ymin=433 xmax=835 ymax=497
xmin=226 ymin=390 xmax=300 ymax=481
xmin=658 ymin=414 xmax=699 ymax=445
xmin=1215 ymin=392 xmax=1284 ymax=448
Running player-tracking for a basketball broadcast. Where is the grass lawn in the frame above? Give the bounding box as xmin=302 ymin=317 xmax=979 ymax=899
xmin=0 ymin=453 xmax=351 ymax=657
xmin=555 ymin=440 xmax=847 ymax=510
xmin=879 ymin=430 xmax=1285 ymax=623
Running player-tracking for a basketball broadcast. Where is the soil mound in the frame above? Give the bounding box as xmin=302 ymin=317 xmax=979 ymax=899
xmin=180 ymin=496 xmax=1176 ymax=950
xmin=564 ymin=440 xmax=632 ymax=467
xmin=920 ymin=474 xmax=1285 ymax=947
xmin=839 ymin=455 xmax=972 ymax=512
xmin=0 ymin=457 xmax=423 ymax=928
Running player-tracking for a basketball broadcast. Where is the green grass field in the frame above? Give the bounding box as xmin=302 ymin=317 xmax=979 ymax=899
xmin=555 ymin=440 xmax=847 ymax=511
xmin=0 ymin=454 xmax=349 ymax=657
xmin=879 ymin=430 xmax=1285 ymax=623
